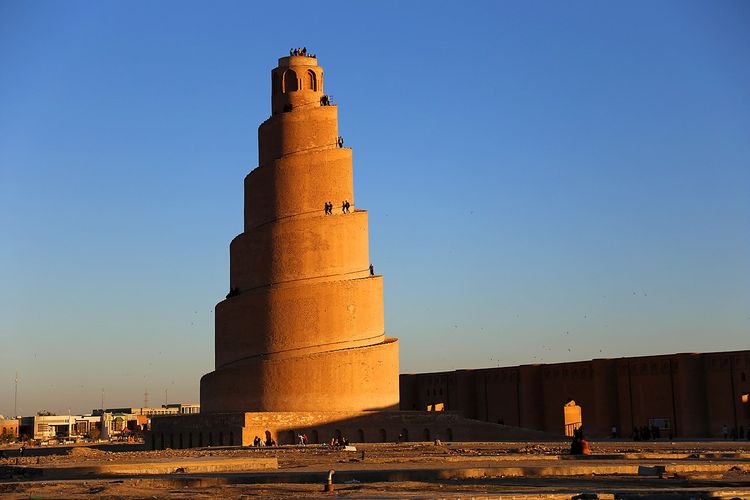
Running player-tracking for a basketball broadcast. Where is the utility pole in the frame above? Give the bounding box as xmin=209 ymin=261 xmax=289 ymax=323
xmin=164 ymin=388 xmax=168 ymax=407
xmin=144 ymin=388 xmax=149 ymax=410
xmin=14 ymin=371 xmax=18 ymax=417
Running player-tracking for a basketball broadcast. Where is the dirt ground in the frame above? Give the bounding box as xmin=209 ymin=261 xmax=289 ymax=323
xmin=2 ymin=440 xmax=750 ymax=499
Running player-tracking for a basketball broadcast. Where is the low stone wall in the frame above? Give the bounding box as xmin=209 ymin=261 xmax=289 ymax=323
xmin=147 ymin=411 xmax=559 ymax=450
xmin=149 ymin=413 xmax=246 ymax=449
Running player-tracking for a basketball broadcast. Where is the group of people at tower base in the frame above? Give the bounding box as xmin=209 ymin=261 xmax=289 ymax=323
xmin=249 ymin=433 xmax=354 ymax=448
xmin=327 ymin=436 xmax=350 ymax=448
xmin=252 ymin=435 xmax=276 ymax=447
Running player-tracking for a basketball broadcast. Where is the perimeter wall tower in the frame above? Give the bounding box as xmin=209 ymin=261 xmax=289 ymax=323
xmin=199 ymin=53 xmax=400 ymax=413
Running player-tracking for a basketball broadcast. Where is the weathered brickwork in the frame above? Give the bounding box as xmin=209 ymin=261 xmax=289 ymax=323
xmin=401 ymin=350 xmax=750 ymax=438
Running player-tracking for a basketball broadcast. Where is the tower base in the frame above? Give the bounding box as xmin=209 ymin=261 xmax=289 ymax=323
xmin=201 ymin=337 xmax=400 ymax=413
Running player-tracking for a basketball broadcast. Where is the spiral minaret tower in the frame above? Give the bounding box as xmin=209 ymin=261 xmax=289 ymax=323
xmin=200 ymin=54 xmax=400 ymax=413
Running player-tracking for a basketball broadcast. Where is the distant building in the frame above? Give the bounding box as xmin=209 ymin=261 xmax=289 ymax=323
xmin=166 ymin=403 xmax=200 ymax=414
xmin=92 ymin=403 xmax=199 ymax=417
xmin=99 ymin=412 xmax=144 ymax=440
xmin=0 ymin=417 xmax=19 ymax=439
xmin=19 ymin=414 xmax=101 ymax=441
xmin=6 ymin=402 xmax=199 ymax=442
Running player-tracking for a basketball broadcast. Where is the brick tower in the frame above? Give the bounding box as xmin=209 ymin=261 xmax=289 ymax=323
xmin=149 ymin=54 xmax=556 ymax=447
xmin=199 ymin=53 xmax=400 ymax=413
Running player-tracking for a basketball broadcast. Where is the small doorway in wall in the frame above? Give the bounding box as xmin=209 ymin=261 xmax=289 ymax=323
xmin=400 ymin=428 xmax=409 ymax=442
xmin=311 ymin=430 xmax=319 ymax=444
xmin=378 ymin=428 xmax=387 ymax=442
xmin=563 ymin=400 xmax=583 ymax=437
xmin=357 ymin=429 xmax=365 ymax=442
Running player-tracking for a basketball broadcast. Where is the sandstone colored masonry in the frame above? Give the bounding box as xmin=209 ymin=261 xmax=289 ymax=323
xmin=199 ymin=54 xmax=400 ymax=414
xmin=149 ymin=55 xmax=549 ymax=448
xmin=402 ymin=350 xmax=750 ymax=439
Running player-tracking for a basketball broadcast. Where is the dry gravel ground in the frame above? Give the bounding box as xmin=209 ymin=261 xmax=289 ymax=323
xmin=1 ymin=440 xmax=750 ymax=499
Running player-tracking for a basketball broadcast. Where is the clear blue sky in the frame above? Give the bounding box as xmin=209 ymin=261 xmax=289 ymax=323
xmin=1 ymin=1 xmax=748 ymax=415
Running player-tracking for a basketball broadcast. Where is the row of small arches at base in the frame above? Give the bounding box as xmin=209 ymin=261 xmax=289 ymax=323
xmin=151 ymin=430 xmax=236 ymax=450
xmin=272 ymin=69 xmax=320 ymax=94
xmin=149 ymin=427 xmax=455 ymax=450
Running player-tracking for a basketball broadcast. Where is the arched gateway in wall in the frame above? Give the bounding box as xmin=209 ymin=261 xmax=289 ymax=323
xmin=563 ymin=400 xmax=583 ymax=437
